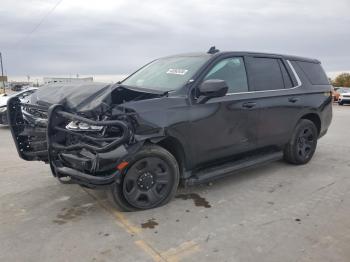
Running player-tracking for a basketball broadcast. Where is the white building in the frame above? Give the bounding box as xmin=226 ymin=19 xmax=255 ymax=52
xmin=43 ymin=77 xmax=93 ymax=85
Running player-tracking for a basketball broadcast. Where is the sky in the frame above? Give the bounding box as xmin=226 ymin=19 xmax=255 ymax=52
xmin=0 ymin=0 xmax=349 ymax=80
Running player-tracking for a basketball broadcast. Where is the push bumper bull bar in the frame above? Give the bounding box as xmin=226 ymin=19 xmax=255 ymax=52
xmin=7 ymin=97 xmax=133 ymax=186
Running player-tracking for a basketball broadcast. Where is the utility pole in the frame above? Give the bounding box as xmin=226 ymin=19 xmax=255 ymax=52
xmin=0 ymin=52 xmax=5 ymax=95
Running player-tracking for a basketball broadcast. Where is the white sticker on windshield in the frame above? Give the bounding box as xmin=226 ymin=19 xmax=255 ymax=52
xmin=166 ymin=69 xmax=188 ymax=75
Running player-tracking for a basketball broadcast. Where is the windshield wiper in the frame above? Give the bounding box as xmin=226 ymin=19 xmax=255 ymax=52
xmin=162 ymin=90 xmax=176 ymax=96
xmin=117 ymin=83 xmax=174 ymax=96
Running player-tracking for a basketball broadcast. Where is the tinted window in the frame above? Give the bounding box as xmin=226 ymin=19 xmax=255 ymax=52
xmin=248 ymin=58 xmax=285 ymax=91
xmin=279 ymin=60 xmax=294 ymax=89
xmin=204 ymin=57 xmax=248 ymax=93
xmin=296 ymin=61 xmax=329 ymax=85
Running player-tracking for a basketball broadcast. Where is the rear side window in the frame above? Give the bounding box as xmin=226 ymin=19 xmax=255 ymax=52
xmin=296 ymin=61 xmax=329 ymax=85
xmin=247 ymin=58 xmax=285 ymax=91
xmin=204 ymin=57 xmax=248 ymax=93
xmin=279 ymin=60 xmax=294 ymax=89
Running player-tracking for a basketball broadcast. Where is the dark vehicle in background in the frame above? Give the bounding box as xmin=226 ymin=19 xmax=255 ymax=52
xmin=336 ymin=87 xmax=350 ymax=105
xmin=11 ymin=84 xmax=27 ymax=92
xmin=7 ymin=49 xmax=332 ymax=211
xmin=0 ymin=87 xmax=37 ymax=125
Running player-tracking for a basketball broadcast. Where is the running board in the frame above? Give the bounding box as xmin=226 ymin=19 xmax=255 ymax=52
xmin=185 ymin=151 xmax=283 ymax=186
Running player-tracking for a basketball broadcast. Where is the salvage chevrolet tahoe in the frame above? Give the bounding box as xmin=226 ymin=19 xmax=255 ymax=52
xmin=7 ymin=48 xmax=333 ymax=211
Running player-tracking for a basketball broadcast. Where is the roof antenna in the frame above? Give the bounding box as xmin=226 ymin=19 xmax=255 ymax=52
xmin=207 ymin=46 xmax=219 ymax=54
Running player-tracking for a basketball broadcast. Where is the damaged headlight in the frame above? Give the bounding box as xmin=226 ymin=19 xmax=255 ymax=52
xmin=66 ymin=121 xmax=104 ymax=132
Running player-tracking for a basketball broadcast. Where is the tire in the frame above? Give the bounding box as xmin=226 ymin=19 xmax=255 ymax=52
xmin=284 ymin=119 xmax=318 ymax=165
xmin=109 ymin=144 xmax=180 ymax=211
xmin=338 ymin=101 xmax=344 ymax=106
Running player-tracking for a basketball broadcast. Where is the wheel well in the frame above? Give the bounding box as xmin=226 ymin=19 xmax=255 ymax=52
xmin=301 ymin=113 xmax=321 ymax=135
xmin=154 ymin=137 xmax=186 ymax=175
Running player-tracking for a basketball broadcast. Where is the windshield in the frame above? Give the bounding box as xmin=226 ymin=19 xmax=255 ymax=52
xmin=339 ymin=88 xmax=350 ymax=93
xmin=122 ymin=56 xmax=210 ymax=91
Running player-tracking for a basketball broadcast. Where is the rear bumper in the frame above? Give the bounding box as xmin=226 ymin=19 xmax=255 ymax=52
xmin=7 ymin=97 xmax=136 ymax=187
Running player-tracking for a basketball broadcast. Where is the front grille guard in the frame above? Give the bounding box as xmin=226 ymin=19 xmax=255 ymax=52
xmin=7 ymin=97 xmax=131 ymax=163
xmin=7 ymin=97 xmax=49 ymax=161
xmin=47 ymin=105 xmax=131 ymax=186
xmin=47 ymin=104 xmax=131 ymax=154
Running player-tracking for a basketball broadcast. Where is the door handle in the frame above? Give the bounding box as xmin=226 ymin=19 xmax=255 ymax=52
xmin=288 ymin=97 xmax=299 ymax=103
xmin=242 ymin=102 xmax=256 ymax=109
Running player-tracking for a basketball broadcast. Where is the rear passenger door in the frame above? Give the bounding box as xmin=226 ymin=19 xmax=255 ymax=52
xmin=245 ymin=56 xmax=299 ymax=147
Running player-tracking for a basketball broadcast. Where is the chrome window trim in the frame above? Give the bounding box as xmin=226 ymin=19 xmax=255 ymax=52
xmin=286 ymin=60 xmax=302 ymax=87
xmin=225 ymin=59 xmax=302 ymax=96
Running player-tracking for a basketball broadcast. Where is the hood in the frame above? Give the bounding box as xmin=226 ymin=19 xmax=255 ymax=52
xmin=31 ymin=82 xmax=115 ymax=110
xmin=30 ymin=82 xmax=163 ymax=115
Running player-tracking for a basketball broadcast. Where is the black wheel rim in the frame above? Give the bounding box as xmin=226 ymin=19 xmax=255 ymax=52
xmin=296 ymin=127 xmax=315 ymax=159
xmin=122 ymin=157 xmax=172 ymax=209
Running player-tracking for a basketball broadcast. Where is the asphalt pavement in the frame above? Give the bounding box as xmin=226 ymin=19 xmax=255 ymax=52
xmin=1 ymin=104 xmax=349 ymax=262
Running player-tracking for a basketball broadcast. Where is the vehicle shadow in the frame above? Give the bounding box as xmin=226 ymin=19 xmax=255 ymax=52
xmin=78 ymin=160 xmax=290 ymax=211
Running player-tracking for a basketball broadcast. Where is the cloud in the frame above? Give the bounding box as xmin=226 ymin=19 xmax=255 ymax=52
xmin=0 ymin=0 xmax=349 ymax=76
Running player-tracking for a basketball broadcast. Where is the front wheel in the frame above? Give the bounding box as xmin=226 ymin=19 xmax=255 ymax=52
xmin=284 ymin=119 xmax=318 ymax=165
xmin=338 ymin=101 xmax=344 ymax=106
xmin=109 ymin=144 xmax=180 ymax=211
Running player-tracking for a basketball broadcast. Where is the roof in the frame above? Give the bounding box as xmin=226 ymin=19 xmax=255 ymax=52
xmin=164 ymin=51 xmax=320 ymax=63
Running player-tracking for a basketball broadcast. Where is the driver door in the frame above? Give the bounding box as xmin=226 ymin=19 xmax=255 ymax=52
xmin=189 ymin=56 xmax=260 ymax=167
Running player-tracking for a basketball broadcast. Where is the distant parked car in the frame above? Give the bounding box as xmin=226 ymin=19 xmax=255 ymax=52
xmin=0 ymin=87 xmax=38 ymax=125
xmin=337 ymin=87 xmax=350 ymax=105
xmin=11 ymin=84 xmax=24 ymax=91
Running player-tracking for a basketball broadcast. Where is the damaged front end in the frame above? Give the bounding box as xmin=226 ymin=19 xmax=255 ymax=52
xmin=7 ymin=84 xmax=160 ymax=188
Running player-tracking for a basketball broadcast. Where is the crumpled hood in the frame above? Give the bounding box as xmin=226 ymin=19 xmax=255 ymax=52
xmin=30 ymin=82 xmax=118 ymax=113
xmin=29 ymin=82 xmax=163 ymax=116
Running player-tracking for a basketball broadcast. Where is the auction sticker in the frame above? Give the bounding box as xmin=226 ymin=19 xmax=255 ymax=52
xmin=166 ymin=69 xmax=188 ymax=75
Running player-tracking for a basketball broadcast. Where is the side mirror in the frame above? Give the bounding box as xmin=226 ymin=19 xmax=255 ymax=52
xmin=198 ymin=79 xmax=228 ymax=103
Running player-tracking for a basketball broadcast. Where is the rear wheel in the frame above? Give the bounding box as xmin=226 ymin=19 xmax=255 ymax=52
xmin=284 ymin=119 xmax=318 ymax=165
xmin=109 ymin=144 xmax=179 ymax=211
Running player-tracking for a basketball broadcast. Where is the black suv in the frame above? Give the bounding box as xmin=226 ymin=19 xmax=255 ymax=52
xmin=7 ymin=48 xmax=332 ymax=211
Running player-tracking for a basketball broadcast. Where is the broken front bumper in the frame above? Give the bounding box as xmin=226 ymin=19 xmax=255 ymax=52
xmin=7 ymin=97 xmax=137 ymax=187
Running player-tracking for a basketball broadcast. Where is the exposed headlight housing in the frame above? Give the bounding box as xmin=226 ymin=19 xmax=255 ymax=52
xmin=0 ymin=106 xmax=7 ymax=113
xmin=66 ymin=121 xmax=103 ymax=132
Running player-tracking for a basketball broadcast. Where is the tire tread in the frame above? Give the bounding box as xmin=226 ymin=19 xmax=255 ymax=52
xmin=109 ymin=144 xmax=179 ymax=211
xmin=284 ymin=119 xmax=318 ymax=165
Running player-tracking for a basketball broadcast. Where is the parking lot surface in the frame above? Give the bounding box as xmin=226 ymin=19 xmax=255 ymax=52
xmin=1 ymin=105 xmax=350 ymax=262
